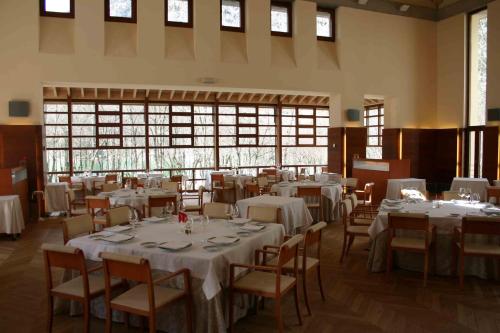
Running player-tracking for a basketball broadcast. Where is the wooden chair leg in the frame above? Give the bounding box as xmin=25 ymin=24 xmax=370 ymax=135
xmin=340 ymin=233 xmax=348 ymax=263
xmin=185 ymin=295 xmax=193 ymax=333
xmin=228 ymin=289 xmax=234 ymax=333
xmin=459 ymin=254 xmax=465 ymax=290
xmin=105 ymin=308 xmax=112 ymax=333
xmin=345 ymin=235 xmax=355 ymax=257
xmin=302 ymin=269 xmax=312 ymax=316
xmin=451 ymin=243 xmax=457 ymax=276
xmin=124 ymin=312 xmax=130 ymax=329
xmin=83 ymin=300 xmax=90 ymax=333
xmin=294 ymin=285 xmax=303 ymax=325
xmin=275 ymin=298 xmax=284 ymax=333
xmin=149 ymin=314 xmax=155 ymax=333
xmin=47 ymin=296 xmax=53 ymax=333
xmin=317 ymin=264 xmax=326 ymax=301
xmin=386 ymin=247 xmax=393 ymax=278
xmin=423 ymin=251 xmax=429 ymax=287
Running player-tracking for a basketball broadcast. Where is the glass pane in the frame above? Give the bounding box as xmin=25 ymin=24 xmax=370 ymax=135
xmin=239 ymin=107 xmax=256 ymax=114
xmin=194 ymin=115 xmax=213 ymax=124
xmin=316 ymin=127 xmax=328 ymax=136
xmin=282 ymin=127 xmax=295 ymax=136
xmin=316 ymin=118 xmax=329 ymax=126
xmin=239 ymin=117 xmax=256 ymax=124
xmin=298 ymin=118 xmax=313 ymax=126
xmin=123 ymin=114 xmax=144 ymax=124
xmin=72 ymin=138 xmax=96 ymax=148
xmin=72 ymin=126 xmax=95 ymax=136
xmin=282 ymin=137 xmax=295 ymax=146
xmin=123 ymin=104 xmax=144 ymax=113
xmin=149 ymin=137 xmax=169 ymax=147
xmin=149 ymin=105 xmax=169 ymax=113
xmin=317 ymin=11 xmax=332 ymax=37
xmin=99 ymin=115 xmax=120 ymax=123
xmin=220 ymin=137 xmax=236 ymax=146
xmin=271 ymin=5 xmax=289 ymax=33
xmin=259 ymin=136 xmax=276 ymax=146
xmin=219 ymin=126 xmax=236 ymax=135
xmin=219 ymin=106 xmax=236 ymax=114
xmin=167 ymin=0 xmax=189 ymax=23
xmin=239 ymin=127 xmax=256 ymax=135
xmin=98 ymin=127 xmax=120 ymax=135
xmin=45 ymin=126 xmax=68 ymax=136
xmin=368 ymin=137 xmax=378 ymax=146
xmin=72 ymin=114 xmax=95 ymax=125
xmin=149 ymin=126 xmax=169 ymax=136
xmin=109 ymin=0 xmax=132 ymax=18
xmin=282 ymin=117 xmax=295 ymax=126
xmin=98 ymin=104 xmax=120 ymax=112
xmin=260 ymin=126 xmax=275 ymax=135
xmin=194 ymin=105 xmax=213 ymax=114
xmin=46 ymin=138 xmax=68 ymax=149
xmin=219 ymin=116 xmax=236 ymax=125
xmin=172 ymin=127 xmax=192 ymax=135
xmin=219 ymin=147 xmax=275 ymax=168
xmin=45 ymin=0 xmax=71 ymax=13
xmin=316 ymin=109 xmax=329 ymax=117
xmin=172 ymin=137 xmax=192 ymax=146
xmin=368 ymin=127 xmax=378 ymax=136
xmin=72 ymin=103 xmax=95 ymax=113
xmin=195 ymin=126 xmax=214 ymax=135
xmin=123 ymin=125 xmax=145 ymax=136
xmin=298 ymin=108 xmax=314 ymax=116
xmin=282 ymin=107 xmax=295 ymax=116
xmin=149 ymin=114 xmax=169 ymax=125
xmin=298 ymin=128 xmax=314 ymax=135
xmin=194 ymin=137 xmax=214 ymax=146
xmin=221 ymin=0 xmax=242 ymax=28
xmin=239 ymin=137 xmax=256 ymax=145
xmin=316 ymin=137 xmax=328 ymax=146
xmin=172 ymin=105 xmax=191 ymax=113
xmin=366 ymin=147 xmax=382 ymax=159
xmin=172 ymin=116 xmax=191 ymax=123
xmin=99 ymin=138 xmax=120 ymax=147
xmin=45 ymin=114 xmax=68 ymax=124
xmin=282 ymin=147 xmax=327 ymax=166
xmin=298 ymin=137 xmax=314 ymax=145
xmin=123 ymin=137 xmax=145 ymax=147
xmin=46 ymin=150 xmax=69 ymax=172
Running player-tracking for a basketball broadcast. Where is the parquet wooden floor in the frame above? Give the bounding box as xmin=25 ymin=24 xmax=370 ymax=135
xmin=1 ymin=218 xmax=499 ymax=332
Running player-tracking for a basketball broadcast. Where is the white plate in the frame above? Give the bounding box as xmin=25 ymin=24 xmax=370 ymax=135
xmin=240 ymin=224 xmax=266 ymax=232
xmin=105 ymin=225 xmax=132 ymax=233
xmin=159 ymin=240 xmax=192 ymax=251
xmin=230 ymin=218 xmax=251 ymax=225
xmin=140 ymin=241 xmax=158 ymax=248
xmin=103 ymin=234 xmax=135 ymax=243
xmin=143 ymin=217 xmax=167 ymax=223
xmin=208 ymin=236 xmax=240 ymax=245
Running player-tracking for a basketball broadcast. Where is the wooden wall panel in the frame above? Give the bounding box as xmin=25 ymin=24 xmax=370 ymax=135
xmin=382 ymin=128 xmax=400 ymax=160
xmin=434 ymin=129 xmax=458 ymax=184
xmin=483 ymin=126 xmax=499 ymax=182
xmin=328 ymin=127 xmax=344 ymax=174
xmin=345 ymin=127 xmax=367 ymax=177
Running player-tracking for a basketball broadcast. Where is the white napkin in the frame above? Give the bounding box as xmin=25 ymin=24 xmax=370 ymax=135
xmin=208 ymin=236 xmax=240 ymax=245
xmin=240 ymin=224 xmax=265 ymax=231
xmin=159 ymin=241 xmax=192 ymax=250
xmin=104 ymin=225 xmax=132 ymax=233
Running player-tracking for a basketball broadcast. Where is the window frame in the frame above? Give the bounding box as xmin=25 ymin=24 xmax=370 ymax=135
xmin=105 ymin=0 xmax=137 ymax=24
xmin=220 ymin=0 xmax=245 ymax=33
xmin=165 ymin=0 xmax=194 ymax=28
xmin=39 ymin=0 xmax=75 ymax=18
xmin=316 ymin=7 xmax=335 ymax=42
xmin=364 ymin=104 xmax=384 ymax=159
xmin=270 ymin=1 xmax=292 ymax=38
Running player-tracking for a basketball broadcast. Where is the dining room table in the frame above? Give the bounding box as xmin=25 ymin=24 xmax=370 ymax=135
xmin=207 ymin=172 xmax=253 ymax=202
xmin=367 ymin=199 xmax=500 ymax=280
xmin=236 ymin=195 xmax=314 ymax=234
xmin=98 ymin=188 xmax=179 ymax=213
xmin=44 ymin=182 xmax=69 ymax=213
xmin=450 ymin=177 xmax=490 ymax=201
xmin=270 ymin=180 xmax=343 ymax=221
xmin=71 ymin=175 xmax=105 ymax=192
xmin=0 ymin=195 xmax=25 ymax=236
xmin=66 ymin=218 xmax=285 ymax=332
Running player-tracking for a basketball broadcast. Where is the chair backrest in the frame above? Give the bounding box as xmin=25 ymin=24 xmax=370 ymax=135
xmin=304 ymin=221 xmax=327 ymax=259
xmin=276 ymin=235 xmax=303 ymax=283
xmin=203 ymin=202 xmax=229 ymax=219
xmin=161 ymin=181 xmax=179 ymax=193
xmin=245 ymin=183 xmax=260 ymax=197
xmin=59 ymin=175 xmax=71 ymax=184
xmin=364 ymin=182 xmax=375 ymax=195
xmin=197 ymin=185 xmax=205 ymax=206
xmin=122 ymin=177 xmax=138 ymax=189
xmin=257 ymin=176 xmax=268 ymax=187
xmin=262 ymin=168 xmax=277 ymax=176
xmin=461 ymin=216 xmax=500 ymax=236
xmin=148 ymin=195 xmax=177 ymax=217
xmin=170 ymin=175 xmax=183 ymax=183
xmin=211 ymin=173 xmax=224 ymax=187
xmin=107 ymin=206 xmax=130 ymax=227
xmin=300 ymin=168 xmax=306 ymax=175
xmin=42 ymin=243 xmax=89 ymax=296
xmin=102 ymin=183 xmax=120 ymax=192
xmin=349 ymin=193 xmax=359 ymax=208
xmin=105 ymin=174 xmax=118 ymax=183
xmin=101 ymin=252 xmax=155 ymax=312
xmin=443 ymin=191 xmax=460 ymax=200
xmin=321 ymin=166 xmax=328 ymax=173
xmin=62 ymin=214 xmax=93 ymax=244
xmin=388 ymin=212 xmax=429 ymax=231
xmin=247 ymin=206 xmax=281 ymax=223
xmin=67 ymin=188 xmax=76 ymax=203
xmin=346 ymin=178 xmax=358 ymax=188
xmin=296 ymin=186 xmax=322 ymax=199
xmin=341 ymin=199 xmax=353 ymax=228
xmin=86 ymin=196 xmax=110 ymax=216
xmin=486 ymin=186 xmax=500 ymax=204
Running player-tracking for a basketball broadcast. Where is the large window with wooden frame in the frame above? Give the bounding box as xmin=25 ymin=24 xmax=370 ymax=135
xmin=316 ymin=8 xmax=335 ymax=41
xmin=43 ymin=100 xmax=329 ymax=188
xmin=40 ymin=0 xmax=75 ymax=18
xmin=165 ymin=0 xmax=193 ymax=27
xmin=364 ymin=105 xmax=384 ymax=159
xmin=105 ymin=0 xmax=137 ymax=23
xmin=221 ymin=0 xmax=245 ymax=32
xmin=271 ymin=1 xmax=292 ymax=37
xmin=281 ymin=106 xmax=329 ymax=175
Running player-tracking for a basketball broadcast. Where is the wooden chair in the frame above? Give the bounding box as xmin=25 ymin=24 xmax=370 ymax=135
xmin=147 ymin=195 xmax=177 ymax=217
xmin=122 ymin=177 xmax=139 ymax=189
xmin=202 ymin=202 xmax=230 ymax=219
xmin=102 ymin=183 xmax=120 ymax=192
xmin=341 ymin=178 xmax=358 ymax=195
xmin=247 ymin=206 xmax=281 ymax=224
xmin=62 ymin=214 xmax=94 ymax=244
xmin=486 ymin=186 xmax=500 ymax=205
xmin=262 ymin=168 xmax=278 ymax=183
xmin=355 ymin=182 xmax=374 ymax=207
xmin=339 ymin=199 xmax=370 ymax=263
xmin=349 ymin=193 xmax=378 ymax=221
xmin=184 ymin=185 xmax=205 ymax=214
xmin=100 ymin=252 xmax=193 ymax=333
xmin=321 ymin=166 xmax=328 ymax=173
xmin=245 ymin=182 xmax=261 ymax=198
xmin=453 ymin=216 xmax=500 ymax=289
xmin=296 ymin=186 xmax=323 ymax=222
xmin=66 ymin=189 xmax=88 ymax=216
xmin=257 ymin=176 xmax=271 ymax=194
xmin=262 ymin=222 xmax=327 ymax=315
xmin=443 ymin=191 xmax=461 ymax=200
xmin=42 ymin=243 xmax=122 ymax=333
xmin=86 ymin=196 xmax=110 ymax=231
xmin=229 ymin=235 xmax=304 ymax=333
xmin=93 ymin=174 xmax=118 ymax=194
xmin=106 ymin=206 xmax=130 ymax=227
xmin=210 ymin=173 xmax=235 ymax=203
xmin=60 ymin=175 xmax=85 ymax=201
xmin=161 ymin=181 xmax=180 ymax=193
xmin=386 ymin=212 xmax=435 ymax=286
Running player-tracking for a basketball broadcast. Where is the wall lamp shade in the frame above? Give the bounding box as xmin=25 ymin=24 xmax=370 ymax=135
xmin=346 ymin=109 xmax=360 ymax=121
xmin=488 ymin=108 xmax=500 ymax=121
xmin=9 ymin=100 xmax=30 ymax=117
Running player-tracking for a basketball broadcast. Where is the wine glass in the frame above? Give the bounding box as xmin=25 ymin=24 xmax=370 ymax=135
xmin=202 ymin=214 xmax=210 ymax=232
xmin=464 ymin=188 xmax=472 ymax=203
xmin=165 ymin=202 xmax=174 ymax=220
xmin=231 ymin=204 xmax=240 ymax=219
xmin=458 ymin=187 xmax=466 ymax=200
xmin=471 ymin=193 xmax=480 ymax=204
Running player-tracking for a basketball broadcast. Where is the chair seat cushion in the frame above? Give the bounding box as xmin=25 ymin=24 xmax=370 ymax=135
xmin=184 ymin=205 xmax=201 ymax=211
xmin=352 ymin=218 xmax=372 ymax=226
xmin=346 ymin=225 xmax=369 ymax=235
xmin=391 ymin=237 xmax=427 ymax=250
xmin=268 ymin=256 xmax=319 ymax=271
xmin=458 ymin=242 xmax=500 ymax=256
xmin=306 ymin=203 xmax=321 ymax=208
xmin=52 ymin=275 xmax=121 ymax=298
xmin=233 ymin=271 xmax=295 ymax=295
xmin=71 ymin=208 xmax=89 ymax=216
xmin=93 ymin=216 xmax=107 ymax=224
xmin=111 ymin=283 xmax=184 ymax=312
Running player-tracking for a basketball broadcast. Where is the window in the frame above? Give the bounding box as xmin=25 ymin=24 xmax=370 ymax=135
xmin=316 ymin=8 xmax=335 ymax=41
xmin=40 ymin=0 xmax=74 ymax=18
xmin=165 ymin=0 xmax=193 ymax=27
xmin=271 ymin=1 xmax=292 ymax=37
xmin=221 ymin=0 xmax=245 ymax=32
xmin=364 ymin=105 xmax=384 ymax=159
xmin=105 ymin=0 xmax=137 ymax=23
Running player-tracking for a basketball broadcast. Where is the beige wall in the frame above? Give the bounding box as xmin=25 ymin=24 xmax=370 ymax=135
xmin=0 ymin=0 xmax=438 ymax=128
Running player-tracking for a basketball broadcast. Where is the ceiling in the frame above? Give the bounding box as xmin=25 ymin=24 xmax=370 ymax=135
xmin=389 ymin=0 xmax=460 ymax=9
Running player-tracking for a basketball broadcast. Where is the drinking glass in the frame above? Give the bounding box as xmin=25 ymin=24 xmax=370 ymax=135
xmin=471 ymin=193 xmax=480 ymax=204
xmin=458 ymin=187 xmax=466 ymax=200
xmin=231 ymin=204 xmax=240 ymax=219
xmin=165 ymin=202 xmax=174 ymax=220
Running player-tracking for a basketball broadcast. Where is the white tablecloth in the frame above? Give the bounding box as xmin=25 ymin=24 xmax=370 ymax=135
xmin=236 ymin=195 xmax=313 ymax=234
xmin=270 ymin=181 xmax=343 ymax=203
xmin=279 ymin=170 xmax=295 ymax=182
xmin=45 ymin=183 xmax=69 ymax=212
xmin=386 ymin=178 xmax=427 ymax=200
xmin=0 ymin=195 xmax=25 ymax=234
xmin=314 ymin=173 xmax=342 ymax=183
xmin=68 ymin=220 xmax=284 ymax=300
xmin=205 ymin=171 xmax=235 ymax=191
xmin=450 ymin=177 xmax=490 ymax=201
xmin=99 ymin=188 xmax=178 ymax=212
xmin=494 ymin=180 xmax=500 ymax=186
xmin=71 ymin=176 xmax=105 ymax=191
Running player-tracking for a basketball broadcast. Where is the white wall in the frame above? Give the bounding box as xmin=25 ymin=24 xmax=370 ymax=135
xmin=0 ymin=0 xmax=438 ymax=128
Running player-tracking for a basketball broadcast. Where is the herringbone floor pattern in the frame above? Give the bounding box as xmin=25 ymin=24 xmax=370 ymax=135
xmin=0 ymin=218 xmax=499 ymax=332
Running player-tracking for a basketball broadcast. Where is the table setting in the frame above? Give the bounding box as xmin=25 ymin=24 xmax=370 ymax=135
xmin=98 ymin=188 xmax=179 ymax=212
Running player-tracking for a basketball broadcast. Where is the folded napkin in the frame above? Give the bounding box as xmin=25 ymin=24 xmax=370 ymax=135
xmin=481 ymin=207 xmax=500 ymax=215
xmin=380 ymin=204 xmax=403 ymax=212
xmin=159 ymin=241 xmax=192 ymax=250
xmin=104 ymin=225 xmax=132 ymax=233
xmin=384 ymin=199 xmax=404 ymax=206
xmin=208 ymin=236 xmax=240 ymax=245
xmin=240 ymin=224 xmax=265 ymax=231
